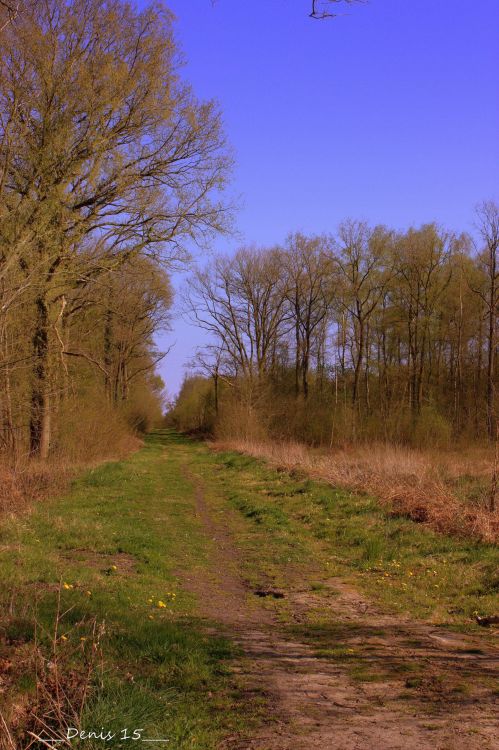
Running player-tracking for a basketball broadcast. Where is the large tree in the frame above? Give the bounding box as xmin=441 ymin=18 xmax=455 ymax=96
xmin=0 ymin=0 xmax=231 ymax=457
xmin=186 ymin=247 xmax=289 ymax=383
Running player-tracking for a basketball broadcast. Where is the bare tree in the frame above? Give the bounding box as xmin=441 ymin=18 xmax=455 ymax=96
xmin=186 ymin=247 xmax=290 ymax=382
xmin=188 ymin=344 xmax=234 ymax=415
xmin=283 ymin=233 xmax=334 ymax=398
xmin=474 ymin=201 xmax=499 ymax=440
xmin=334 ymin=221 xmax=393 ymax=410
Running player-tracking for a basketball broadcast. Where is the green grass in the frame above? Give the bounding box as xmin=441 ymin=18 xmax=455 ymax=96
xmin=192 ymin=445 xmax=499 ymax=627
xmin=1 ymin=429 xmax=497 ymax=748
xmin=0 ymin=431 xmax=248 ymax=749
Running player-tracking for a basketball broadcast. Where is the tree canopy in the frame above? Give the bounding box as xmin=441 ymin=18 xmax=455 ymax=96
xmin=0 ymin=0 xmax=231 ymax=458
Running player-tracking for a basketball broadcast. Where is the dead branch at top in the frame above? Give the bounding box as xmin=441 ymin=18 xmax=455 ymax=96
xmin=309 ymin=0 xmax=364 ymax=20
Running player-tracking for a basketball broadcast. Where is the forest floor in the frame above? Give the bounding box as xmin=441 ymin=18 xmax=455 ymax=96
xmin=0 ymin=431 xmax=498 ymax=750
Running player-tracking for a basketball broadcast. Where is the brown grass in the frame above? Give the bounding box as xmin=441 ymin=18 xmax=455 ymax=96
xmin=216 ymin=438 xmax=499 ymax=544
xmin=0 ymin=462 xmax=72 ymax=517
xmin=0 ymin=586 xmax=105 ymax=750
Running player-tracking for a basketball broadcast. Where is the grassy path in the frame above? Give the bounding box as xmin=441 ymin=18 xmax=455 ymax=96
xmin=1 ymin=433 xmax=243 ymax=749
xmin=1 ymin=431 xmax=498 ymax=749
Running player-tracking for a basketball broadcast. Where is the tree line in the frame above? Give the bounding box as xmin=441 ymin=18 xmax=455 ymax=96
xmin=0 ymin=0 xmax=230 ymax=461
xmin=174 ymin=207 xmax=498 ymax=448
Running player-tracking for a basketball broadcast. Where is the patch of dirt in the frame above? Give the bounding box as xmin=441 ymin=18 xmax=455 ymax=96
xmin=60 ymin=549 xmax=136 ymax=575
xmin=179 ymin=466 xmax=499 ymax=750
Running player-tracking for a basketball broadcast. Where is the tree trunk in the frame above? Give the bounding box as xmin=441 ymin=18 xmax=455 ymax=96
xmin=490 ymin=424 xmax=498 ymax=513
xmin=294 ymin=318 xmax=301 ymax=397
xmin=4 ymin=360 xmax=15 ymax=453
xmin=364 ymin=322 xmax=371 ymax=413
xmin=103 ymin=308 xmax=113 ymax=400
xmin=486 ymin=253 xmax=496 ymax=440
xmin=302 ymin=337 xmax=310 ymax=399
xmin=213 ymin=371 xmax=219 ymax=415
xmin=352 ymin=318 xmax=364 ymax=407
xmin=29 ymin=296 xmax=51 ymax=459
xmin=475 ymin=313 xmax=483 ymax=436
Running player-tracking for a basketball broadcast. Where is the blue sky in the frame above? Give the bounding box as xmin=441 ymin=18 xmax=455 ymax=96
xmin=154 ymin=0 xmax=499 ymax=397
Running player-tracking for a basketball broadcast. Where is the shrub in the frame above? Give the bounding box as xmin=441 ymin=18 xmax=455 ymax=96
xmin=170 ymin=377 xmax=216 ymax=433
xmin=121 ymin=383 xmax=164 ymax=434
xmin=54 ymin=397 xmax=141 ymax=463
xmin=414 ymin=406 xmax=452 ymax=449
xmin=215 ymin=398 xmax=268 ymax=442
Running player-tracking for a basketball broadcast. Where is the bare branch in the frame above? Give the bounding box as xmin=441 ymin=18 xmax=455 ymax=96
xmin=309 ymin=0 xmax=364 ymax=20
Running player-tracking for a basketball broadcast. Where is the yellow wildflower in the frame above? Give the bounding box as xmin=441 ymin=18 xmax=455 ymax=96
xmin=157 ymin=600 xmax=166 ymax=608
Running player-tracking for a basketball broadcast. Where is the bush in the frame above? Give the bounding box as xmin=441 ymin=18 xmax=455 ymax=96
xmin=54 ymin=396 xmax=141 ymax=463
xmin=413 ymin=406 xmax=452 ymax=449
xmin=215 ymin=398 xmax=268 ymax=442
xmin=121 ymin=383 xmax=164 ymax=434
xmin=170 ymin=377 xmax=216 ymax=433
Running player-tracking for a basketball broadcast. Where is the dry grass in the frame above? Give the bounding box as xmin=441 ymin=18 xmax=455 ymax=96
xmin=0 ymin=586 xmax=105 ymax=750
xmin=0 ymin=462 xmax=73 ymax=517
xmin=217 ymin=439 xmax=499 ymax=543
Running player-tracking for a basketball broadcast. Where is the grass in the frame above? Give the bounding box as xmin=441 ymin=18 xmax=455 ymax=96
xmin=1 ymin=430 xmax=497 ymax=748
xmin=190 ymin=442 xmax=498 ymax=695
xmin=0 ymin=431 xmax=248 ymax=749
xmin=197 ymin=444 xmax=499 ymax=627
xmin=218 ymin=438 xmax=499 ymax=542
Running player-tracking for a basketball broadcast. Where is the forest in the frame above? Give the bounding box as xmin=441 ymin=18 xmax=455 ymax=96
xmin=173 ymin=212 xmax=499 ymax=450
xmin=171 ymin=214 xmax=499 ymax=544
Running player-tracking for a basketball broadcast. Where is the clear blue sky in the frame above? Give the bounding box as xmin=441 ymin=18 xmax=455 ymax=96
xmin=154 ymin=0 xmax=499 ymax=398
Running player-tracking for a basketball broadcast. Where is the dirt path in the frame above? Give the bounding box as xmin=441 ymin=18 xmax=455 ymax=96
xmin=178 ymin=463 xmax=498 ymax=750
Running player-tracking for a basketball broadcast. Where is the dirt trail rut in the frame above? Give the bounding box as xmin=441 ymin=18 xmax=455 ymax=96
xmin=178 ymin=465 xmax=499 ymax=750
